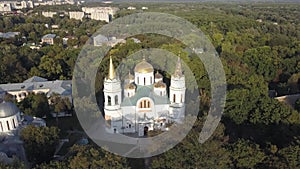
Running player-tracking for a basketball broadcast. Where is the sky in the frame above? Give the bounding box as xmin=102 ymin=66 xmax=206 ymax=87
xmin=85 ymin=0 xmax=300 ymax=2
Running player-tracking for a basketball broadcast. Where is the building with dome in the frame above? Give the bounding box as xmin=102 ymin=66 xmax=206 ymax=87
xmin=103 ymin=56 xmax=186 ymax=136
xmin=0 ymin=102 xmax=21 ymax=133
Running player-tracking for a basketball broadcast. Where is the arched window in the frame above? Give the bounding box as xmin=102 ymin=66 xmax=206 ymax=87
xmin=173 ymin=94 xmax=176 ymax=103
xmin=0 ymin=122 xmax=3 ymax=132
xmin=144 ymin=77 xmax=146 ymax=85
xmin=115 ymin=95 xmax=118 ymax=105
xmin=150 ymin=77 xmax=152 ymax=84
xmin=6 ymin=121 xmax=10 ymax=130
xmin=139 ymin=100 xmax=151 ymax=108
xmin=128 ymin=93 xmax=130 ymax=97
xmin=181 ymin=94 xmax=183 ymax=103
xmin=160 ymin=91 xmax=162 ymax=96
xmin=12 ymin=119 xmax=16 ymax=128
xmin=108 ymin=96 xmax=111 ymax=106
xmin=139 ymin=102 xmax=143 ymax=108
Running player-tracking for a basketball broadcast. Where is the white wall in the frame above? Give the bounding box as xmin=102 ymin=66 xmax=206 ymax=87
xmin=0 ymin=114 xmax=20 ymax=132
xmin=135 ymin=72 xmax=154 ymax=86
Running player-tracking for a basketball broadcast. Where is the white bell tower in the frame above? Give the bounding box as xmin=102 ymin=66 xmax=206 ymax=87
xmin=169 ymin=57 xmax=186 ymax=107
xmin=103 ymin=56 xmax=122 ymax=131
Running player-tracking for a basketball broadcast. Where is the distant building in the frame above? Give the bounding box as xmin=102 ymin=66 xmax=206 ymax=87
xmin=102 ymin=1 xmax=112 ymax=4
xmin=0 ymin=3 xmax=12 ymax=12
xmin=93 ymin=34 xmax=125 ymax=47
xmin=0 ymin=76 xmax=72 ymax=103
xmin=131 ymin=38 xmax=141 ymax=44
xmin=275 ymin=94 xmax=300 ymax=109
xmin=256 ymin=19 xmax=263 ymax=23
xmin=142 ymin=6 xmax=148 ymax=10
xmin=41 ymin=34 xmax=56 ymax=45
xmin=90 ymin=12 xmax=110 ymax=22
xmin=35 ymin=0 xmax=76 ymax=6
xmin=22 ymin=115 xmax=46 ymax=127
xmin=82 ymin=7 xmax=118 ymax=22
xmin=69 ymin=11 xmax=85 ymax=21
xmin=0 ymin=1 xmax=34 ymax=12
xmin=127 ymin=6 xmax=136 ymax=10
xmin=82 ymin=7 xmax=118 ymax=16
xmin=42 ymin=11 xmax=57 ymax=18
xmin=51 ymin=25 xmax=59 ymax=29
xmin=0 ymin=32 xmax=20 ymax=39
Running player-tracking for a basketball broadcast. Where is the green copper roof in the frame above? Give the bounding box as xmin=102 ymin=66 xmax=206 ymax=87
xmin=121 ymin=85 xmax=170 ymax=107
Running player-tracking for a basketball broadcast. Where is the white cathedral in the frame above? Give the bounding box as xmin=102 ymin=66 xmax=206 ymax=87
xmin=103 ymin=56 xmax=186 ymax=136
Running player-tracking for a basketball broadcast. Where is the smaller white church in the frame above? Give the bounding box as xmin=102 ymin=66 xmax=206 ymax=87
xmin=103 ymin=56 xmax=186 ymax=136
xmin=0 ymin=101 xmax=21 ymax=133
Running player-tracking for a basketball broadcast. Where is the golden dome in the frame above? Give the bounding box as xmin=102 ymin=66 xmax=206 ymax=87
xmin=126 ymin=72 xmax=134 ymax=80
xmin=154 ymin=81 xmax=166 ymax=88
xmin=155 ymin=71 xmax=163 ymax=79
xmin=134 ymin=59 xmax=154 ymax=73
xmin=125 ymin=83 xmax=136 ymax=90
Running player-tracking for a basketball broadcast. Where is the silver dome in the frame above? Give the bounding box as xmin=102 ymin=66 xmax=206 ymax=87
xmin=0 ymin=102 xmax=20 ymax=118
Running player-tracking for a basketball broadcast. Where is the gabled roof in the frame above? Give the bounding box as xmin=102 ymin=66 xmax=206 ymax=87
xmin=23 ymin=76 xmax=48 ymax=83
xmin=42 ymin=34 xmax=56 ymax=39
xmin=0 ymin=77 xmax=72 ymax=98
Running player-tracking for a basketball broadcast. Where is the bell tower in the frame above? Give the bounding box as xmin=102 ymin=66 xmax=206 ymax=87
xmin=169 ymin=57 xmax=186 ymax=107
xmin=103 ymin=56 xmax=122 ymax=131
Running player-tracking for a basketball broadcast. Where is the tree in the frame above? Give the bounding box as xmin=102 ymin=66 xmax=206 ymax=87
xmin=277 ymin=145 xmax=300 ymax=169
xmin=21 ymin=126 xmax=60 ymax=165
xmin=295 ymin=98 xmax=300 ymax=112
xmin=228 ymin=139 xmax=265 ymax=169
xmin=68 ymin=145 xmax=130 ymax=169
xmin=151 ymin=124 xmax=231 ymax=169
xmin=49 ymin=93 xmax=72 ymax=113
xmin=17 ymin=93 xmax=50 ymax=118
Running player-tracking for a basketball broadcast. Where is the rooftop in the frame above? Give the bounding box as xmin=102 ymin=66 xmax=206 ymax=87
xmin=42 ymin=34 xmax=56 ymax=39
xmin=0 ymin=102 xmax=19 ymax=118
xmin=121 ymin=85 xmax=170 ymax=107
xmin=0 ymin=76 xmax=72 ymax=97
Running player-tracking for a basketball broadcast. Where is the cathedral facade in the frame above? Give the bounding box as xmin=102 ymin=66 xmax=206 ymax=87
xmin=103 ymin=56 xmax=186 ymax=136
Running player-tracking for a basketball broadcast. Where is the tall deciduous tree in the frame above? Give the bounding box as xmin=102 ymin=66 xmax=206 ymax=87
xmin=21 ymin=126 xmax=60 ymax=165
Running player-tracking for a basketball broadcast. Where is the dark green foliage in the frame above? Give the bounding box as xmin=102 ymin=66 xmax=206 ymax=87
xmin=21 ymin=126 xmax=60 ymax=165
xmin=17 ymin=93 xmax=50 ymax=118
xmin=36 ymin=145 xmax=130 ymax=169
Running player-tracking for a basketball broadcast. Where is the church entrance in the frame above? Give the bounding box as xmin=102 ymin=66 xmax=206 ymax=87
xmin=144 ymin=126 xmax=149 ymax=136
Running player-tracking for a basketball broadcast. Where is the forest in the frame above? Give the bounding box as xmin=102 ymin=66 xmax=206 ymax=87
xmin=0 ymin=2 xmax=299 ymax=169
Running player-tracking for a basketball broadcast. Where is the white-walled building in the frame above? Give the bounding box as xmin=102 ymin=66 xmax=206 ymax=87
xmin=0 ymin=76 xmax=72 ymax=103
xmin=41 ymin=34 xmax=56 ymax=45
xmin=0 ymin=1 xmax=34 ymax=12
xmin=127 ymin=6 xmax=136 ymax=10
xmin=69 ymin=11 xmax=85 ymax=21
xmin=103 ymin=56 xmax=186 ymax=136
xmin=0 ymin=102 xmax=21 ymax=133
xmin=93 ymin=34 xmax=125 ymax=47
xmin=42 ymin=11 xmax=57 ymax=18
xmin=82 ymin=7 xmax=118 ymax=16
xmin=82 ymin=6 xmax=118 ymax=22
xmin=90 ymin=12 xmax=110 ymax=22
